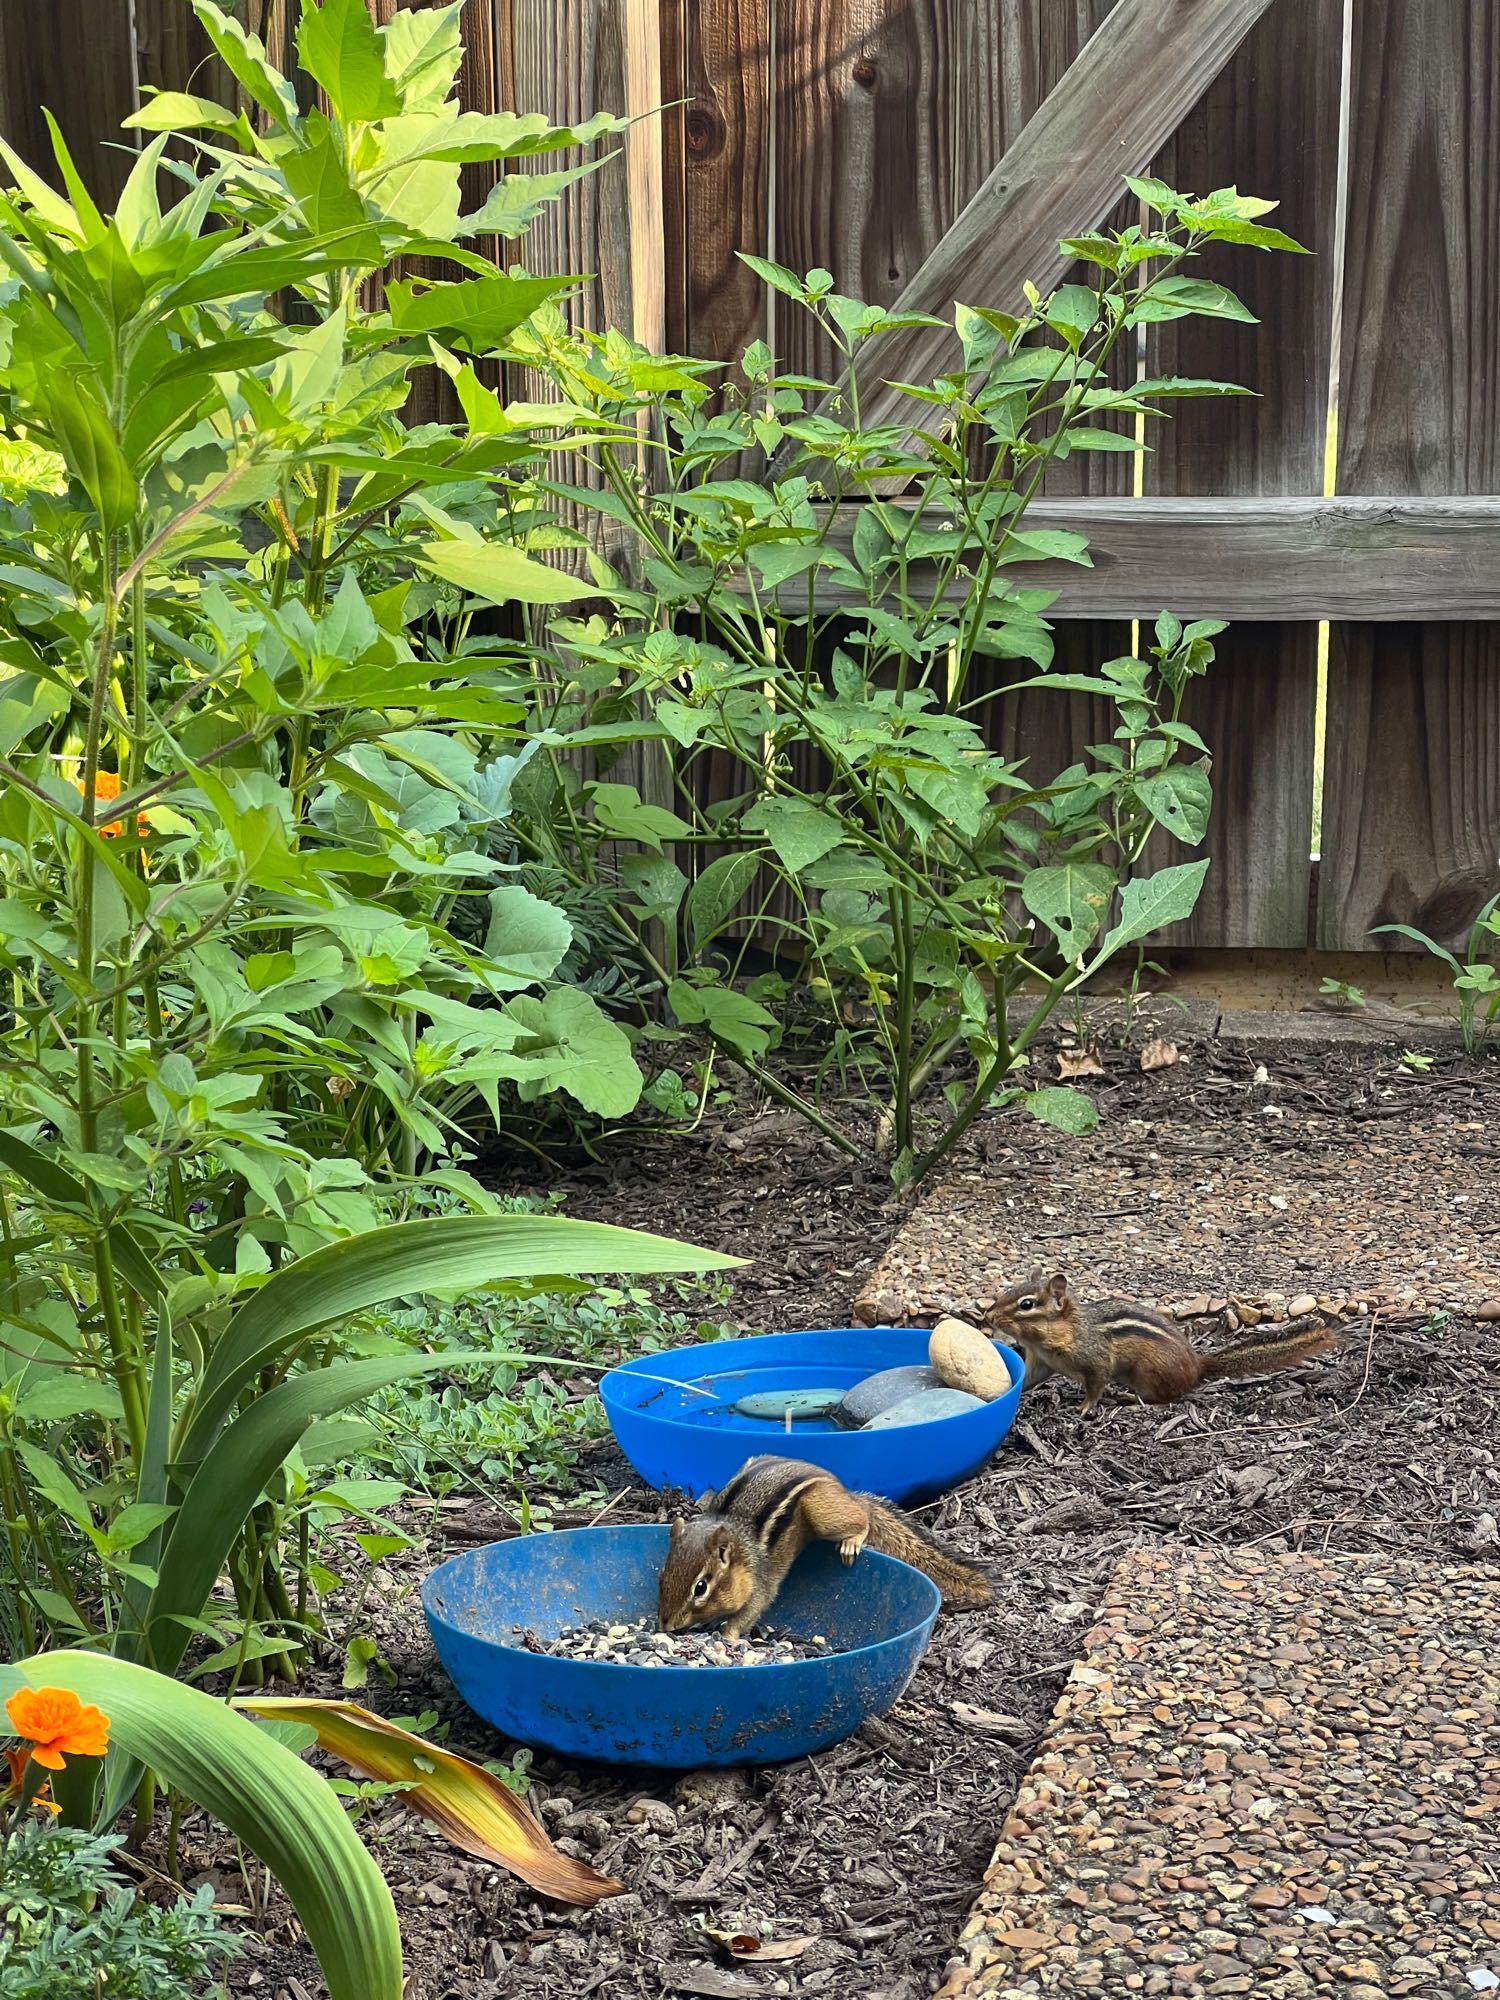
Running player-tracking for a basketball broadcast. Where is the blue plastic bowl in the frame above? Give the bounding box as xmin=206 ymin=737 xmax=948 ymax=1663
xmin=599 ymin=1327 xmax=1022 ymax=1505
xmin=423 ymin=1524 xmax=940 ymax=1767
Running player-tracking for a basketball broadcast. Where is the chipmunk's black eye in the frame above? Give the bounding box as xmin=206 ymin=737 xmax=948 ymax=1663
xmin=1019 ymin=1296 xmax=1040 ymax=1311
xmin=694 ymin=1574 xmax=710 ymax=1598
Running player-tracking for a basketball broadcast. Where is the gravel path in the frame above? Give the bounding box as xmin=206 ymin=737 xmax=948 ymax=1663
xmin=939 ymin=1545 xmax=1500 ymax=1999
xmin=854 ymin=1048 xmax=1500 ymax=1330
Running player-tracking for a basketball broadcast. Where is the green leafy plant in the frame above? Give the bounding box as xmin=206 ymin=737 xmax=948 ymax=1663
xmin=1373 ymin=894 xmax=1500 ymax=1053
xmin=0 ymin=0 xmax=741 ymax=1726
xmin=1319 ymin=976 xmax=1366 ymax=1010
xmin=0 ymin=1818 xmax=238 ymax=2000
xmin=494 ymin=182 xmax=1303 ymax=1179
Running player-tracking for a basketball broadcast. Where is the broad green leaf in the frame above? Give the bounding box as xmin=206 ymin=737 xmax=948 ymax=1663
xmin=184 ymin=1214 xmax=743 ymax=1457
xmin=505 ymin=987 xmax=642 ymax=1117
xmin=743 ymin=797 xmax=845 ymax=874
xmin=239 ymin=1699 xmax=620 ymax=1904
xmin=298 ymin=0 xmax=402 ymax=122
xmin=0 ymin=1652 xmax=401 ymax=2000
xmin=387 ymin=273 xmax=565 ymax=346
xmin=590 ymin=782 xmax=692 ymax=851
xmin=42 ymin=385 xmax=137 ymax=529
xmin=383 ymin=1 xmax=465 ymax=112
xmin=688 ymin=851 xmax=763 ymax=949
xmin=13 ymin=1376 xmax=124 ymax=1424
xmin=191 ymin=1 xmax=300 ymax=127
xmin=124 ymin=91 xmax=246 ymax=135
xmin=669 ymin=979 xmax=779 ymax=1061
xmin=1089 ymin=859 xmax=1210 ymax=965
xmin=1133 ymin=764 xmax=1212 ymax=845
xmin=1133 ymin=277 xmax=1257 ymax=325
xmin=1021 ymin=861 xmax=1116 ymax=956
xmin=1024 ymin=1086 xmax=1099 ymax=1135
xmin=14 ymin=1440 xmax=94 ymax=1528
xmin=620 ymin=852 xmax=688 ymax=923
xmin=482 ymin=884 xmax=573 ymax=989
xmin=417 ymin=540 xmax=590 ymax=606
xmin=736 ymin=252 xmax=807 ymax=301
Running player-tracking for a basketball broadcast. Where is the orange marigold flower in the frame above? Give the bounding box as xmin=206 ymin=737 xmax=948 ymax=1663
xmin=72 ymin=770 xmax=150 ymax=840
xmin=2 ymin=1745 xmax=59 ymax=1812
xmin=5 ymin=1686 xmax=111 ymax=1770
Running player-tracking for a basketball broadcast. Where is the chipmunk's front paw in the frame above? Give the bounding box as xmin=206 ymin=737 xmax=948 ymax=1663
xmin=838 ymin=1535 xmax=865 ymax=1564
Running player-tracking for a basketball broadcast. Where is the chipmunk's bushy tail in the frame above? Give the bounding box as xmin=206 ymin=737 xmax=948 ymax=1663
xmin=1199 ymin=1318 xmax=1335 ymax=1385
xmin=863 ymin=1498 xmax=992 ymax=1608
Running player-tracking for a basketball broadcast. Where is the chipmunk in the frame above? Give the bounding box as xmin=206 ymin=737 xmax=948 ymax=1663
xmin=988 ymin=1271 xmax=1335 ymax=1412
xmin=657 ymin=1455 xmax=991 ymax=1639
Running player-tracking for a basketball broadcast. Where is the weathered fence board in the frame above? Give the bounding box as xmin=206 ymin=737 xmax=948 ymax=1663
xmin=809 ymin=497 xmax=1500 ymax=619
xmin=0 ymin=0 xmax=137 ymax=201
xmin=664 ymin=0 xmax=770 ymax=368
xmin=810 ymin=0 xmax=1279 ymax=449
xmin=1319 ymin=0 xmax=1500 ymax=952
xmin=1142 ymin=0 xmax=1342 ymax=946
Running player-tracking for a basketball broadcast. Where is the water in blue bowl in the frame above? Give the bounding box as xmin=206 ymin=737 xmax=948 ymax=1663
xmin=600 ymin=1327 xmax=1022 ymax=1505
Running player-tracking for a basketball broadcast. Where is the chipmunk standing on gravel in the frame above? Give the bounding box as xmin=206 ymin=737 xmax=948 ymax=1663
xmin=657 ymin=1455 xmax=991 ymax=1639
xmin=988 ymin=1271 xmax=1335 ymax=1412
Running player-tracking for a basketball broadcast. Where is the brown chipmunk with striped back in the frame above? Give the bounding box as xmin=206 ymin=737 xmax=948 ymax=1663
xmin=657 ymin=1455 xmax=991 ymax=1639
xmin=989 ymin=1271 xmax=1335 ymax=1412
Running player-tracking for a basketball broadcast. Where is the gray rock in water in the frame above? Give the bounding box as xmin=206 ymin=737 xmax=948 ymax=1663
xmin=864 ymin=1386 xmax=986 ymax=1429
xmin=833 ymin=1363 xmax=944 ymax=1428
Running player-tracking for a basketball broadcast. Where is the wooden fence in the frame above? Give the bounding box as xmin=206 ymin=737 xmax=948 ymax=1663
xmin=4 ymin=0 xmax=1498 ymax=954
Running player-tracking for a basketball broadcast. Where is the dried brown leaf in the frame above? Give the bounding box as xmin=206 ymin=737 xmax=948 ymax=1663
xmin=1056 ymin=1048 xmax=1105 ymax=1079
xmin=1140 ymin=1037 xmax=1179 ymax=1072
xmin=707 ymin=1930 xmax=816 ymax=1963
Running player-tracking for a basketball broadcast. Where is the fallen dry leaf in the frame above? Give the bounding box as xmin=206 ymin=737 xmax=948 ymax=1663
xmin=1056 ymin=1048 xmax=1105 ymax=1079
xmin=238 ymin=1696 xmax=622 ymax=1906
xmin=1140 ymin=1037 xmax=1179 ymax=1072
xmin=707 ymin=1931 xmax=816 ymax=1963
xmin=949 ymin=1701 xmax=1031 ymax=1743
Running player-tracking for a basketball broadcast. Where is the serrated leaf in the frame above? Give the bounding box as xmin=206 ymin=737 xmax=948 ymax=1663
xmin=297 ymin=0 xmax=401 ymax=122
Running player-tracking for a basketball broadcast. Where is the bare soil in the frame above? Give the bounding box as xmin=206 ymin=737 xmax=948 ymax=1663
xmin=196 ymin=1037 xmax=1500 ymax=2000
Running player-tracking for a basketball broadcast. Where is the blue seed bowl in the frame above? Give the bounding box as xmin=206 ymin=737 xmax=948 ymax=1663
xmin=422 ymin=1525 xmax=940 ymax=1767
xmin=599 ymin=1327 xmax=1023 ymax=1505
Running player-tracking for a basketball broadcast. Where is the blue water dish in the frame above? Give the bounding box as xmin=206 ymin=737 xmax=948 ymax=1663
xmin=423 ymin=1525 xmax=940 ymax=1767
xmin=599 ymin=1327 xmax=1023 ymax=1506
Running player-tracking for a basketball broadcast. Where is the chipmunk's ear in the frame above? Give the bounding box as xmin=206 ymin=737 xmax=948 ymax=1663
xmin=1044 ymin=1271 xmax=1069 ymax=1305
xmin=669 ymin=1517 xmax=684 ymax=1546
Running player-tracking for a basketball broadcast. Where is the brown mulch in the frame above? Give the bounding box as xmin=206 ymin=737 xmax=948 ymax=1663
xmin=939 ymin=1545 xmax=1500 ymax=2000
xmin=202 ymin=1038 xmax=1500 ymax=2000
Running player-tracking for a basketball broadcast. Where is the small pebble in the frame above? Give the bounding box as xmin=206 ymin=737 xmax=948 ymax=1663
xmin=510 ymin=1616 xmax=836 ymax=1666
